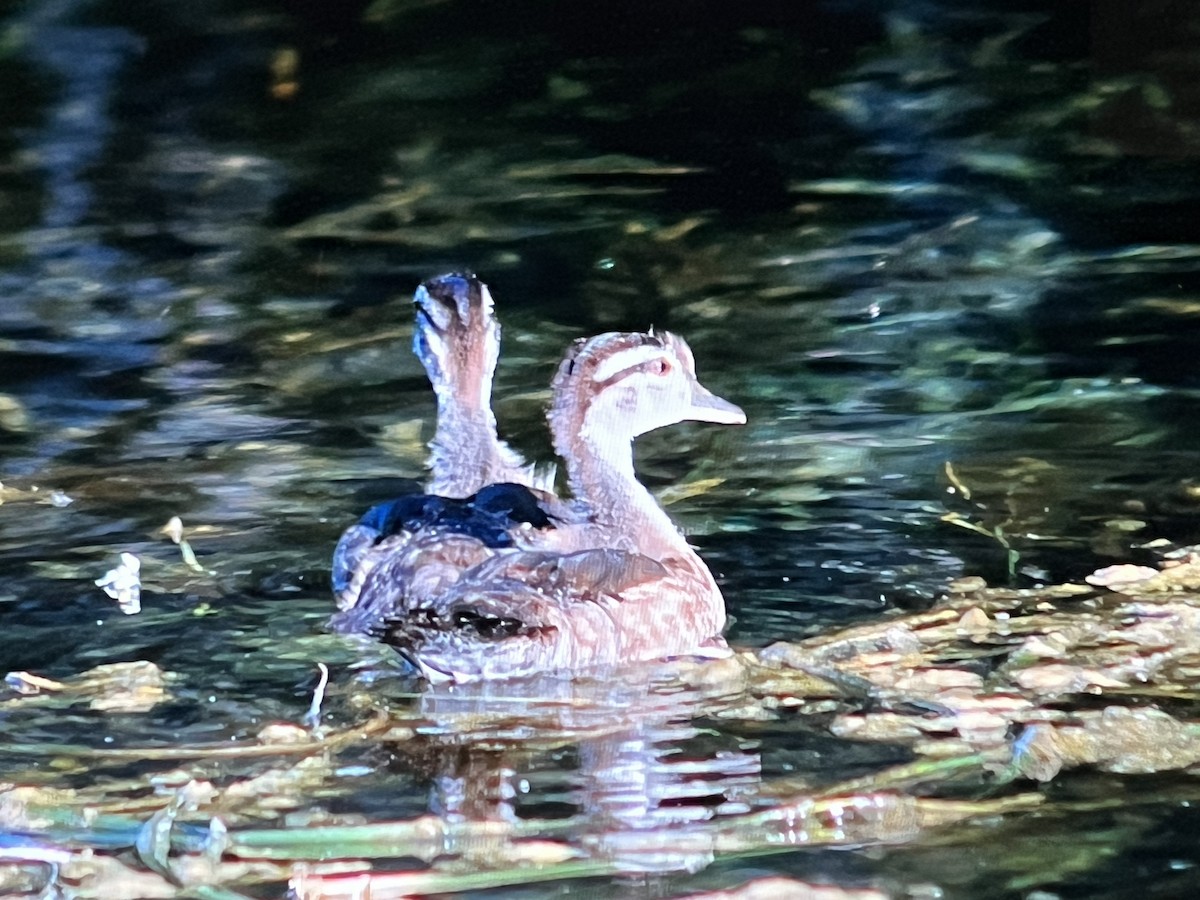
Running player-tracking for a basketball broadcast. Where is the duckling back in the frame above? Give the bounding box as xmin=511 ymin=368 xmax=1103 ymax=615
xmin=377 ymin=548 xmax=730 ymax=683
xmin=330 ymin=481 xmax=557 ymax=632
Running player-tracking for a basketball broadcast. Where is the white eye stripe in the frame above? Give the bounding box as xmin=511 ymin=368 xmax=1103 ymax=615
xmin=590 ymin=345 xmax=665 ymax=383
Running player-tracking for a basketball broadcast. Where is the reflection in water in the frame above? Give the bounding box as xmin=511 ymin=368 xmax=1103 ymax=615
xmin=409 ymin=664 xmax=760 ymax=874
xmin=4 ymin=0 xmax=289 ymax=481
xmin=19 ymin=0 xmax=140 ymax=244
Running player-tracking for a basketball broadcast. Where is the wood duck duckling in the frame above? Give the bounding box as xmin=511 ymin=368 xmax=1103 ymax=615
xmin=411 ymin=272 xmax=551 ymax=498
xmin=331 ymin=274 xmax=561 ymax=612
xmin=372 ymin=329 xmax=745 ymax=682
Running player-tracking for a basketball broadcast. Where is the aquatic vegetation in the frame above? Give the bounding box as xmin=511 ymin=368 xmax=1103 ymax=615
xmin=8 ymin=545 xmax=1200 ymax=895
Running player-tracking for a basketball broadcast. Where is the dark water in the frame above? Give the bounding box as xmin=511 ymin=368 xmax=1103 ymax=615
xmin=4 ymin=0 xmax=1200 ymax=896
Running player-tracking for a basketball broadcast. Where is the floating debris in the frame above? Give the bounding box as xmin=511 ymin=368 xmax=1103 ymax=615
xmin=303 ymin=663 xmax=330 ymax=731
xmin=161 ymin=516 xmax=184 ymax=544
xmin=4 ymin=671 xmax=67 ymax=696
xmin=1086 ymin=552 xmax=1200 ymax=593
xmin=1085 ymin=563 xmax=1159 ymax=590
xmin=81 ymin=661 xmax=168 ymax=713
xmin=160 ymin=516 xmax=205 ymax=572
xmin=0 ymin=481 xmax=73 ymax=507
xmin=4 ymin=661 xmax=167 ymax=712
xmin=95 ymin=552 xmax=142 ymax=615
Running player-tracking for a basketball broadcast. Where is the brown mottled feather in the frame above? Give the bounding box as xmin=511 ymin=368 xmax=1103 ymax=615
xmin=333 ymin=276 xmax=743 ymax=682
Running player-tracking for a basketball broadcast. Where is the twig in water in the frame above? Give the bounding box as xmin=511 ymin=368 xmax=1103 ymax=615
xmin=304 ymin=663 xmax=330 ymax=731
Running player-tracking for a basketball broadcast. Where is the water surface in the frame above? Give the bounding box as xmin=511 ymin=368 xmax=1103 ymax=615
xmin=3 ymin=1 xmax=1200 ymax=896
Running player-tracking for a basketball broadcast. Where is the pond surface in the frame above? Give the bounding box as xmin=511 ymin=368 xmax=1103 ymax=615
xmin=3 ymin=0 xmax=1200 ymax=897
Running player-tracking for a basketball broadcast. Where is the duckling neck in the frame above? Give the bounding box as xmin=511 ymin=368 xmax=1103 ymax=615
xmin=569 ymin=434 xmax=689 ymax=557
xmin=428 ymin=395 xmax=516 ymax=497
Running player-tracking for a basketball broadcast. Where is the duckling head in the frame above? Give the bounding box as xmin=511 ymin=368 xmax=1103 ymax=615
xmin=549 ymin=330 xmax=744 ymax=456
xmin=412 ymin=272 xmax=500 ymax=410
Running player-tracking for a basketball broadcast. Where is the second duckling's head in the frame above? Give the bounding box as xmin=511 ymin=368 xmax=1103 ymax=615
xmin=412 ymin=273 xmax=501 ymax=414
xmin=549 ymin=331 xmax=745 ymax=454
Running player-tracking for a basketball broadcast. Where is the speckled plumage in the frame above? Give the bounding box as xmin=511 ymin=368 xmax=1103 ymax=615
xmin=333 ymin=273 xmax=744 ymax=681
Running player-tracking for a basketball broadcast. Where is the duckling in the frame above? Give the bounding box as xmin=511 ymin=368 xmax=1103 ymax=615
xmin=371 ymin=329 xmax=745 ymax=682
xmin=331 ymin=274 xmax=559 ymax=608
xmin=412 ymin=273 xmax=548 ymax=498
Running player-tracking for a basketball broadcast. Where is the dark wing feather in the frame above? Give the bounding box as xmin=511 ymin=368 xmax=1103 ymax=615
xmin=329 ymin=531 xmax=493 ymax=634
xmin=377 ymin=549 xmax=673 ymax=680
xmin=331 ymin=482 xmax=559 ymax=617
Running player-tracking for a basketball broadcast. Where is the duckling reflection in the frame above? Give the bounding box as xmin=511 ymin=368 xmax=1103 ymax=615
xmin=333 ymin=273 xmax=745 ymax=682
xmin=402 ymin=662 xmax=762 ymax=874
